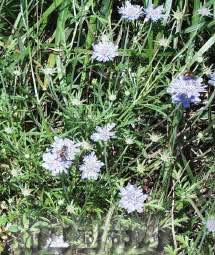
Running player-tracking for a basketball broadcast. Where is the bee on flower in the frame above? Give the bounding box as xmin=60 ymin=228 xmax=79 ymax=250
xmin=42 ymin=137 xmax=80 ymax=176
xmin=167 ymin=73 xmax=206 ymax=108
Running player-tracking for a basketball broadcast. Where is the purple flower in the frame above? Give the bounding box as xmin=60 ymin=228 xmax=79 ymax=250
xmin=42 ymin=137 xmax=80 ymax=176
xmin=42 ymin=152 xmax=71 ymax=176
xmin=206 ymin=217 xmax=215 ymax=232
xmin=197 ymin=7 xmax=212 ymax=17
xmin=92 ymin=41 xmax=118 ymax=62
xmin=91 ymin=123 xmax=116 ymax=142
xmin=79 ymin=152 xmax=104 ymax=180
xmin=144 ymin=4 xmax=165 ymax=22
xmin=167 ymin=75 xmax=206 ymax=108
xmin=119 ymin=183 xmax=148 ymax=213
xmin=51 ymin=137 xmax=80 ymax=161
xmin=118 ymin=1 xmax=144 ymax=21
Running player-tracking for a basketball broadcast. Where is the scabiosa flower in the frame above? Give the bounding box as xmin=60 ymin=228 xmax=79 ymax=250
xmin=206 ymin=217 xmax=215 ymax=232
xmin=119 ymin=183 xmax=148 ymax=213
xmin=144 ymin=4 xmax=165 ymax=22
xmin=42 ymin=137 xmax=80 ymax=176
xmin=42 ymin=152 xmax=70 ymax=176
xmin=197 ymin=7 xmax=212 ymax=17
xmin=208 ymin=71 xmax=215 ymax=86
xmin=92 ymin=40 xmax=118 ymax=62
xmin=79 ymin=152 xmax=104 ymax=180
xmin=51 ymin=137 xmax=80 ymax=162
xmin=167 ymin=75 xmax=206 ymax=108
xmin=118 ymin=1 xmax=144 ymax=21
xmin=91 ymin=123 xmax=116 ymax=142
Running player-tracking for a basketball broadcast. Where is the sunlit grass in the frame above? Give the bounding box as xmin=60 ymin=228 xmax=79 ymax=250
xmin=0 ymin=0 xmax=215 ymax=254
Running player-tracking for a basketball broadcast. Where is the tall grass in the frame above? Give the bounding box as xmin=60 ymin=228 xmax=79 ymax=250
xmin=0 ymin=0 xmax=215 ymax=254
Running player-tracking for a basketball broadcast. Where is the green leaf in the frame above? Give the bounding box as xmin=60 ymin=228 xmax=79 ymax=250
xmin=189 ymin=34 xmax=215 ymax=67
xmin=31 ymin=221 xmax=49 ymax=229
xmin=23 ymin=214 xmax=30 ymax=229
xmin=184 ymin=22 xmax=205 ymax=33
xmin=30 ymin=227 xmax=40 ymax=233
xmin=143 ymin=104 xmax=171 ymax=121
xmin=26 ymin=236 xmax=32 ymax=249
xmin=8 ymin=224 xmax=19 ymax=233
xmin=0 ymin=215 xmax=7 ymax=226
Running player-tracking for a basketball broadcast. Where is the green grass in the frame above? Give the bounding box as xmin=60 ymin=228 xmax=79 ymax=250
xmin=0 ymin=0 xmax=215 ymax=254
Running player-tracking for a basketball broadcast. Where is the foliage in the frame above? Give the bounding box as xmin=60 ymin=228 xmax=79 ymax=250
xmin=0 ymin=0 xmax=215 ymax=254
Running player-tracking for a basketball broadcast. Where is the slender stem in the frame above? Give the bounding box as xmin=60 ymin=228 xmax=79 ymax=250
xmin=208 ymin=86 xmax=215 ymax=141
xmin=60 ymin=172 xmax=69 ymax=202
xmin=198 ymin=231 xmax=206 ymax=251
xmin=112 ymin=18 xmax=122 ymax=32
xmin=171 ymin=180 xmax=177 ymax=249
xmin=104 ymin=142 xmax=108 ymax=171
xmin=114 ymin=22 xmax=130 ymax=90
xmin=29 ymin=48 xmax=40 ymax=104
xmin=188 ymin=198 xmax=204 ymax=222
xmin=170 ymin=104 xmax=183 ymax=155
xmin=99 ymin=204 xmax=115 ymax=253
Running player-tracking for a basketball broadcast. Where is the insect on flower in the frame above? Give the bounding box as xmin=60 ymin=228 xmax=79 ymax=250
xmin=42 ymin=137 xmax=80 ymax=176
xmin=167 ymin=73 xmax=206 ymax=108
xmin=58 ymin=145 xmax=68 ymax=161
xmin=183 ymin=71 xmax=195 ymax=80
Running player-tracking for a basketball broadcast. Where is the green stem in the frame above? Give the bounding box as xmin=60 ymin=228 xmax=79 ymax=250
xmin=208 ymin=86 xmax=215 ymax=141
xmin=81 ymin=15 xmax=97 ymax=83
xmin=188 ymin=198 xmax=204 ymax=222
xmin=198 ymin=231 xmax=206 ymax=252
xmin=104 ymin=143 xmax=108 ymax=172
xmin=98 ymin=204 xmax=115 ymax=253
xmin=114 ymin=22 xmax=130 ymax=90
xmin=169 ymin=105 xmax=183 ymax=155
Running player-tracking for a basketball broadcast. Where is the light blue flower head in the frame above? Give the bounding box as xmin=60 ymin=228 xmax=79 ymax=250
xmin=167 ymin=75 xmax=206 ymax=108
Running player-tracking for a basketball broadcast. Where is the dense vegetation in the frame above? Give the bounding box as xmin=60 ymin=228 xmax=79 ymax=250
xmin=0 ymin=0 xmax=215 ymax=254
